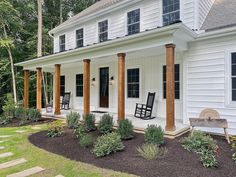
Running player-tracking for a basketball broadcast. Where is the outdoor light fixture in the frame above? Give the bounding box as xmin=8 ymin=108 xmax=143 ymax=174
xmin=109 ymin=76 xmax=115 ymax=85
xmin=92 ymin=78 xmax=96 ymax=86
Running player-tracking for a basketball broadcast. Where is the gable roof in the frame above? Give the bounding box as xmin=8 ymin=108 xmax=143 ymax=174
xmin=50 ymin=0 xmax=125 ymax=34
xmin=201 ymin=0 xmax=236 ymax=31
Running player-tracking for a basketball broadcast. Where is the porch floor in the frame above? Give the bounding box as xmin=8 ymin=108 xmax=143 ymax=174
xmin=41 ymin=109 xmax=190 ymax=137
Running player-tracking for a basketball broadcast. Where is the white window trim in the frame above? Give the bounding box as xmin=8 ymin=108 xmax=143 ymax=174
xmin=76 ymin=73 xmax=83 ymax=98
xmin=225 ymin=50 xmax=236 ymax=107
xmin=75 ymin=28 xmax=84 ymax=48
xmin=97 ymin=19 xmax=109 ymax=43
xmin=162 ymin=0 xmax=180 ymax=26
xmin=59 ymin=34 xmax=66 ymax=52
xmin=126 ymin=7 xmax=142 ymax=35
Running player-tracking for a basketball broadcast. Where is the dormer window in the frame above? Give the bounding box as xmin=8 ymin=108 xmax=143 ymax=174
xmin=98 ymin=20 xmax=108 ymax=42
xmin=59 ymin=35 xmax=65 ymax=52
xmin=163 ymin=0 xmax=180 ymax=26
xmin=76 ymin=28 xmax=84 ymax=48
xmin=127 ymin=9 xmax=140 ymax=35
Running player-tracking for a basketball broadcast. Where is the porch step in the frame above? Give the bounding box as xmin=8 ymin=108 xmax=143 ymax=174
xmin=0 ymin=152 xmax=13 ymax=158
xmin=0 ymin=158 xmax=27 ymax=170
xmin=7 ymin=166 xmax=45 ymax=177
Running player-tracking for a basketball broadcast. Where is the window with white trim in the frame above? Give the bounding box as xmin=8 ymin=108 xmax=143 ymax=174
xmin=59 ymin=35 xmax=65 ymax=52
xmin=60 ymin=75 xmax=65 ymax=96
xmin=162 ymin=0 xmax=180 ymax=26
xmin=231 ymin=53 xmax=236 ymax=101
xmin=76 ymin=28 xmax=83 ymax=48
xmin=127 ymin=9 xmax=140 ymax=35
xmin=98 ymin=20 xmax=108 ymax=42
xmin=76 ymin=74 xmax=83 ymax=97
xmin=127 ymin=68 xmax=140 ymax=98
xmin=163 ymin=64 xmax=180 ymax=99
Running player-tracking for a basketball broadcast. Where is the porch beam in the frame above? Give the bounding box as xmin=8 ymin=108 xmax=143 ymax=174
xmin=165 ymin=44 xmax=176 ymax=131
xmin=23 ymin=70 xmax=29 ymax=109
xmin=54 ymin=64 xmax=61 ymax=115
xmin=36 ymin=67 xmax=42 ymax=111
xmin=83 ymin=59 xmax=91 ymax=115
xmin=118 ymin=53 xmax=126 ymax=121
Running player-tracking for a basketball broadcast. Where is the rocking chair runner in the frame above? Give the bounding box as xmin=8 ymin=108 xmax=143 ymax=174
xmin=60 ymin=92 xmax=71 ymax=110
xmin=134 ymin=92 xmax=156 ymax=120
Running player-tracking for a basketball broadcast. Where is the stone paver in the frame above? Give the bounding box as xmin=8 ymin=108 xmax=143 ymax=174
xmin=0 ymin=135 xmax=12 ymax=138
xmin=7 ymin=166 xmax=45 ymax=177
xmin=0 ymin=140 xmax=4 ymax=143
xmin=0 ymin=152 xmax=13 ymax=158
xmin=31 ymin=126 xmax=42 ymax=130
xmin=14 ymin=130 xmax=26 ymax=133
xmin=0 ymin=146 xmax=5 ymax=150
xmin=55 ymin=175 xmax=65 ymax=177
xmin=0 ymin=158 xmax=27 ymax=170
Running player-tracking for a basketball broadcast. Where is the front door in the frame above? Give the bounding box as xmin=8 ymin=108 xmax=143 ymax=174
xmin=100 ymin=67 xmax=109 ymax=108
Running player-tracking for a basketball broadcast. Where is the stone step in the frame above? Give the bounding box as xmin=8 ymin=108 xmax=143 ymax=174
xmin=7 ymin=166 xmax=45 ymax=177
xmin=14 ymin=130 xmax=26 ymax=133
xmin=0 ymin=135 xmax=12 ymax=138
xmin=0 ymin=146 xmax=5 ymax=150
xmin=0 ymin=152 xmax=13 ymax=158
xmin=55 ymin=175 xmax=65 ymax=177
xmin=0 ymin=158 xmax=27 ymax=170
xmin=0 ymin=141 xmax=4 ymax=143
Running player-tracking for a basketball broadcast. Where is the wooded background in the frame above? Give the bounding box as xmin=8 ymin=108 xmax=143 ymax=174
xmin=0 ymin=0 xmax=98 ymax=113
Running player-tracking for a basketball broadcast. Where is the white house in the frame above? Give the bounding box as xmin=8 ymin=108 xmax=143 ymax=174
xmin=16 ymin=0 xmax=236 ymax=135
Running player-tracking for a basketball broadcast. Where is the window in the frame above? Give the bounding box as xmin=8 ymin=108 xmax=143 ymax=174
xmin=76 ymin=74 xmax=83 ymax=97
xmin=59 ymin=35 xmax=65 ymax=52
xmin=127 ymin=9 xmax=140 ymax=35
xmin=98 ymin=20 xmax=108 ymax=42
xmin=60 ymin=76 xmax=65 ymax=96
xmin=163 ymin=0 xmax=180 ymax=26
xmin=76 ymin=29 xmax=84 ymax=48
xmin=127 ymin=68 xmax=140 ymax=98
xmin=163 ymin=64 xmax=180 ymax=99
xmin=232 ymin=53 xmax=236 ymax=101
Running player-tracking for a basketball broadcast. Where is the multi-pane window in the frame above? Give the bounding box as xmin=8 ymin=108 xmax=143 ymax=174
xmin=76 ymin=28 xmax=84 ymax=48
xmin=98 ymin=20 xmax=108 ymax=42
xmin=163 ymin=0 xmax=180 ymax=26
xmin=232 ymin=53 xmax=236 ymax=101
xmin=127 ymin=9 xmax=140 ymax=35
xmin=163 ymin=64 xmax=180 ymax=99
xmin=76 ymin=74 xmax=83 ymax=97
xmin=60 ymin=76 xmax=65 ymax=96
xmin=127 ymin=68 xmax=140 ymax=98
xmin=59 ymin=35 xmax=65 ymax=52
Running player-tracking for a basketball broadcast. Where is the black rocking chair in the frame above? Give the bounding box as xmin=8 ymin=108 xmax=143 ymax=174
xmin=134 ymin=92 xmax=156 ymax=120
xmin=60 ymin=92 xmax=71 ymax=110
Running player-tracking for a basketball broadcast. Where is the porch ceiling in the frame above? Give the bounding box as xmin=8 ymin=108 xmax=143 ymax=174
xmin=16 ymin=23 xmax=196 ymax=71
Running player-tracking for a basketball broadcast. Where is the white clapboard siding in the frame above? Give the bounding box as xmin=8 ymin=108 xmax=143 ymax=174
xmin=199 ymin=0 xmax=215 ymax=27
xmin=181 ymin=0 xmax=195 ymax=30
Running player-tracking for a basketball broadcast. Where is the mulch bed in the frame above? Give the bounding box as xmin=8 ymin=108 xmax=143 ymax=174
xmin=0 ymin=118 xmax=55 ymax=128
xmin=29 ymin=129 xmax=236 ymax=177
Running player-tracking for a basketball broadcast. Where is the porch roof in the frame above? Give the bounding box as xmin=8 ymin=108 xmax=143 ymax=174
xmin=15 ymin=23 xmax=196 ymax=70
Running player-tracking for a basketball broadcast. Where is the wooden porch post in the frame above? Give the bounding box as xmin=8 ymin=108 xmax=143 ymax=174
xmin=83 ymin=59 xmax=91 ymax=115
xmin=24 ymin=70 xmax=29 ymax=109
xmin=55 ymin=64 xmax=61 ymax=115
xmin=165 ymin=44 xmax=176 ymax=131
xmin=36 ymin=67 xmax=42 ymax=111
xmin=117 ymin=53 xmax=126 ymax=121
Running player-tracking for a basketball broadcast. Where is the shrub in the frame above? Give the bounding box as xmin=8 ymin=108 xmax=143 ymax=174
xmin=83 ymin=114 xmax=96 ymax=132
xmin=47 ymin=121 xmax=64 ymax=138
xmin=14 ymin=107 xmax=27 ymax=119
xmin=2 ymin=94 xmax=16 ymax=118
xmin=137 ymin=143 xmax=167 ymax=160
xmin=231 ymin=136 xmax=236 ymax=162
xmin=93 ymin=132 xmax=125 ymax=157
xmin=181 ymin=131 xmax=219 ymax=168
xmin=80 ymin=134 xmax=94 ymax=148
xmin=144 ymin=125 xmax=164 ymax=146
xmin=0 ymin=116 xmax=12 ymax=125
xmin=233 ymin=152 xmax=236 ymax=162
xmin=66 ymin=112 xmax=80 ymax=129
xmin=74 ymin=124 xmax=86 ymax=139
xmin=116 ymin=119 xmax=134 ymax=140
xmin=98 ymin=114 xmax=113 ymax=134
xmin=27 ymin=108 xmax=41 ymax=122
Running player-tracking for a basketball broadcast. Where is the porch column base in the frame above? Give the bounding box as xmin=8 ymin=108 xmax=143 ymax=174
xmin=55 ymin=64 xmax=61 ymax=115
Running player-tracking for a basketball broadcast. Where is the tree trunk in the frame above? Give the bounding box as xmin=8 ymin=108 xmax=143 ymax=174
xmin=3 ymin=25 xmax=17 ymax=104
xmin=60 ymin=0 xmax=63 ymax=24
xmin=37 ymin=0 xmax=42 ymax=58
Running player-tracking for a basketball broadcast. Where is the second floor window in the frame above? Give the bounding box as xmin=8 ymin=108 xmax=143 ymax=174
xmin=76 ymin=29 xmax=84 ymax=48
xmin=163 ymin=0 xmax=180 ymax=26
xmin=127 ymin=9 xmax=140 ymax=35
xmin=59 ymin=35 xmax=65 ymax=52
xmin=98 ymin=20 xmax=108 ymax=42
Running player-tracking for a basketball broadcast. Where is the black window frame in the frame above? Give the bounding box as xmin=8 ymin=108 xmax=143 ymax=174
xmin=127 ymin=68 xmax=140 ymax=98
xmin=59 ymin=34 xmax=66 ymax=52
xmin=162 ymin=0 xmax=180 ymax=26
xmin=60 ymin=75 xmax=65 ymax=96
xmin=127 ymin=9 xmax=140 ymax=35
xmin=76 ymin=74 xmax=83 ymax=97
xmin=76 ymin=28 xmax=84 ymax=48
xmin=163 ymin=64 xmax=180 ymax=99
xmin=98 ymin=20 xmax=108 ymax=42
xmin=231 ymin=53 xmax=236 ymax=101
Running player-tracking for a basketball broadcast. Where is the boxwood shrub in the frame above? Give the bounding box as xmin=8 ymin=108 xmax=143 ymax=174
xmin=144 ymin=125 xmax=164 ymax=146
xmin=98 ymin=114 xmax=113 ymax=134
xmin=66 ymin=112 xmax=80 ymax=129
xmin=116 ymin=119 xmax=134 ymax=140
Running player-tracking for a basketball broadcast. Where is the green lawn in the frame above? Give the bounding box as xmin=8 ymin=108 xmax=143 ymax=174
xmin=0 ymin=124 xmax=136 ymax=177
